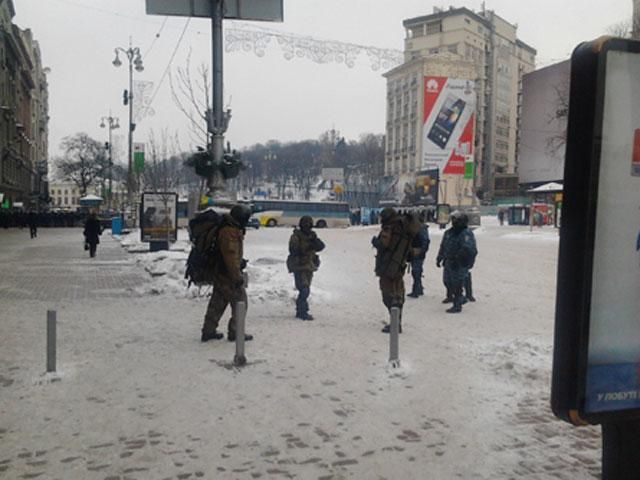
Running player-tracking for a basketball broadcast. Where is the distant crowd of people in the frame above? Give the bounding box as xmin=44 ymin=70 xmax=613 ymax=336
xmin=0 ymin=210 xmax=92 ymax=229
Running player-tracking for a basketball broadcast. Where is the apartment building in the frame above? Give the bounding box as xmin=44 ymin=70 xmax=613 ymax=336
xmin=0 ymin=0 xmax=49 ymax=210
xmin=384 ymin=6 xmax=536 ymax=203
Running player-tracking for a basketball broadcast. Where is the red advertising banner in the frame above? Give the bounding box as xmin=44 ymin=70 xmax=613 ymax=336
xmin=422 ymin=77 xmax=476 ymax=175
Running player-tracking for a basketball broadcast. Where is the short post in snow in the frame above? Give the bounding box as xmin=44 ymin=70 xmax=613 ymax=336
xmin=46 ymin=310 xmax=56 ymax=372
xmin=233 ymin=301 xmax=247 ymax=367
xmin=389 ymin=307 xmax=400 ymax=367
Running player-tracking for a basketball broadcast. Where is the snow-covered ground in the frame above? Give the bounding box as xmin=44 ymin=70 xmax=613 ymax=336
xmin=0 ymin=218 xmax=602 ymax=479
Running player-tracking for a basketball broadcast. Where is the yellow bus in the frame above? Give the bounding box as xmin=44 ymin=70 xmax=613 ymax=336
xmin=250 ymin=199 xmax=350 ymax=228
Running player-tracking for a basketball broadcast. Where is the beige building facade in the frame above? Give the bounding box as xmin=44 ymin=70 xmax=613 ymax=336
xmin=0 ymin=0 xmax=49 ymax=210
xmin=384 ymin=6 xmax=536 ymax=203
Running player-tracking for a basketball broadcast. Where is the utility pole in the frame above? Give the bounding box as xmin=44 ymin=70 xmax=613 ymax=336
xmin=633 ymin=0 xmax=640 ymax=39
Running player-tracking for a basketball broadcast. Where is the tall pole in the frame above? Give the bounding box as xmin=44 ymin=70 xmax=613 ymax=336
xmin=633 ymin=0 xmax=640 ymax=39
xmin=128 ymin=40 xmax=134 ymax=209
xmin=209 ymin=0 xmax=225 ymax=194
xmin=107 ymin=121 xmax=113 ymax=211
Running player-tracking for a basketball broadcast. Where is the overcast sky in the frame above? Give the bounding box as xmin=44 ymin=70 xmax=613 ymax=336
xmin=13 ymin=0 xmax=631 ymax=162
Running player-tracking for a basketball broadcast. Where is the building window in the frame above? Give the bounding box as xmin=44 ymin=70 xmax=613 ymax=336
xmin=64 ymin=197 xmax=68 ymax=205
xmin=426 ymin=21 xmax=442 ymax=35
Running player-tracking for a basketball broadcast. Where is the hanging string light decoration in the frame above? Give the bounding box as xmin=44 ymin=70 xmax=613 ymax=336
xmin=224 ymin=26 xmax=403 ymax=71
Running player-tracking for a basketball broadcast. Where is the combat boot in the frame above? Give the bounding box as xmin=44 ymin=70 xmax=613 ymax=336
xmin=381 ymin=323 xmax=402 ymax=333
xmin=446 ymin=297 xmax=462 ymax=314
xmin=227 ymin=331 xmax=254 ymax=342
xmin=201 ymin=330 xmax=224 ymax=342
xmin=296 ymin=312 xmax=314 ymax=321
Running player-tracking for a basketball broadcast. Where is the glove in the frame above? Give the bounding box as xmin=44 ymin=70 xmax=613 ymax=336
xmin=240 ymin=258 xmax=248 ymax=270
xmin=436 ymin=258 xmax=442 ymax=268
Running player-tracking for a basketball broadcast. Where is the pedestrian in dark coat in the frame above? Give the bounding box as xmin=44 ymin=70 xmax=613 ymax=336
xmin=287 ymin=216 xmax=325 ymax=320
xmin=436 ymin=212 xmax=477 ymax=313
xmin=408 ymin=215 xmax=430 ymax=298
xmin=27 ymin=211 xmax=38 ymax=238
xmin=83 ymin=212 xmax=103 ymax=258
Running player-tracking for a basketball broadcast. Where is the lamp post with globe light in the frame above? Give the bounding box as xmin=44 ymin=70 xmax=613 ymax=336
xmin=99 ymin=114 xmax=119 ymax=211
xmin=112 ymin=39 xmax=143 ymax=211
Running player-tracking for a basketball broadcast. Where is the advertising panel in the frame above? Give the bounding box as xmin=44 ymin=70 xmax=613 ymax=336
xmin=584 ymin=49 xmax=640 ymax=414
xmin=140 ymin=192 xmax=178 ymax=242
xmin=519 ymin=61 xmax=571 ymax=185
xmin=422 ymin=77 xmax=475 ymax=175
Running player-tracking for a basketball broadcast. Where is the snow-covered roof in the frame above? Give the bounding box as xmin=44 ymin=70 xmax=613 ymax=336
xmin=527 ymin=182 xmax=563 ymax=193
xmin=79 ymin=194 xmax=103 ymax=201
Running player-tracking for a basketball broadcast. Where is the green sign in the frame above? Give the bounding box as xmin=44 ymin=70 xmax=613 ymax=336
xmin=1 ymin=198 xmax=9 ymax=209
xmin=133 ymin=143 xmax=145 ymax=173
xmin=464 ymin=158 xmax=474 ymax=180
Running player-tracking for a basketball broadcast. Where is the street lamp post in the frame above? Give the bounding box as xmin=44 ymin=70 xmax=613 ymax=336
xmin=100 ymin=114 xmax=120 ymax=211
xmin=112 ymin=39 xmax=143 ymax=213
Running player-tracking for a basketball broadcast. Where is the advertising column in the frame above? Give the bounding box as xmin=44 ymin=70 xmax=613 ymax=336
xmin=584 ymin=50 xmax=640 ymax=415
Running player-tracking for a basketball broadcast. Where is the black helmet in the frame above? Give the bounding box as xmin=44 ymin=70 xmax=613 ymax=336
xmin=299 ymin=216 xmax=313 ymax=230
xmin=230 ymin=205 xmax=251 ymax=227
xmin=379 ymin=207 xmax=397 ymax=224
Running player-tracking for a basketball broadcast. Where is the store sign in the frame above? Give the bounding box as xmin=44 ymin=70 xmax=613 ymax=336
xmin=140 ymin=192 xmax=178 ymax=243
xmin=422 ymin=77 xmax=475 ymax=175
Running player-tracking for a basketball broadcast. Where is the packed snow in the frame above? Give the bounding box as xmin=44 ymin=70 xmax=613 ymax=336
xmin=0 ymin=217 xmax=603 ymax=479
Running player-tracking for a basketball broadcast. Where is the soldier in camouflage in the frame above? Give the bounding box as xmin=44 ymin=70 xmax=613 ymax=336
xmin=288 ymin=216 xmax=325 ymax=320
xmin=372 ymin=207 xmax=419 ymax=332
xmin=201 ymin=205 xmax=254 ymax=342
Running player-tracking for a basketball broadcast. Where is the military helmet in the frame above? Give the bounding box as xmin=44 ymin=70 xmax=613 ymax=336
xmin=379 ymin=207 xmax=397 ymax=224
xmin=299 ymin=215 xmax=313 ymax=229
xmin=230 ymin=204 xmax=252 ymax=227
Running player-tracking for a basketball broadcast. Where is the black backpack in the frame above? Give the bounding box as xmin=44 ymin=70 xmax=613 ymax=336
xmin=185 ymin=209 xmax=222 ymax=287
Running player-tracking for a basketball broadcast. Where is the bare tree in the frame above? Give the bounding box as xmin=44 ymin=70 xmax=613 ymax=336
xmin=607 ymin=19 xmax=632 ymax=38
xmin=546 ymin=82 xmax=570 ymax=159
xmin=169 ymin=51 xmax=210 ymax=147
xmin=56 ymin=133 xmax=106 ymax=195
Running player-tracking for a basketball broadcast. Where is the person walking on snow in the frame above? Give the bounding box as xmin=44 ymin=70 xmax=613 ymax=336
xmin=27 ymin=210 xmax=38 ymax=238
xmin=201 ymin=205 xmax=254 ymax=342
xmin=287 ymin=216 xmax=325 ymax=320
xmin=83 ymin=212 xmax=103 ymax=258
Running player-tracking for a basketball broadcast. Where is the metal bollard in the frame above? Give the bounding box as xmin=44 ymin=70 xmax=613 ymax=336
xmin=389 ymin=307 xmax=400 ymax=367
xmin=47 ymin=310 xmax=56 ymax=372
xmin=233 ymin=301 xmax=247 ymax=367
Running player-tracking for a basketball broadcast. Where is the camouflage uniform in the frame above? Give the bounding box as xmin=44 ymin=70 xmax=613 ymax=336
xmin=288 ymin=216 xmax=325 ymax=319
xmin=372 ymin=209 xmax=418 ymax=331
xmin=202 ymin=214 xmax=247 ymax=337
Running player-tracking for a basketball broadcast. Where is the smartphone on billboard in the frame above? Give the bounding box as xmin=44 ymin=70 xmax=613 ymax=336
xmin=427 ymin=95 xmax=466 ymax=149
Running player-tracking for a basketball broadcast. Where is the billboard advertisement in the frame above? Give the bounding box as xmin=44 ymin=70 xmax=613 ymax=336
xmin=584 ymin=49 xmax=640 ymax=415
xmin=422 ymin=77 xmax=475 ymax=175
xmin=140 ymin=192 xmax=178 ymax=242
xmin=519 ymin=61 xmax=570 ymax=185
